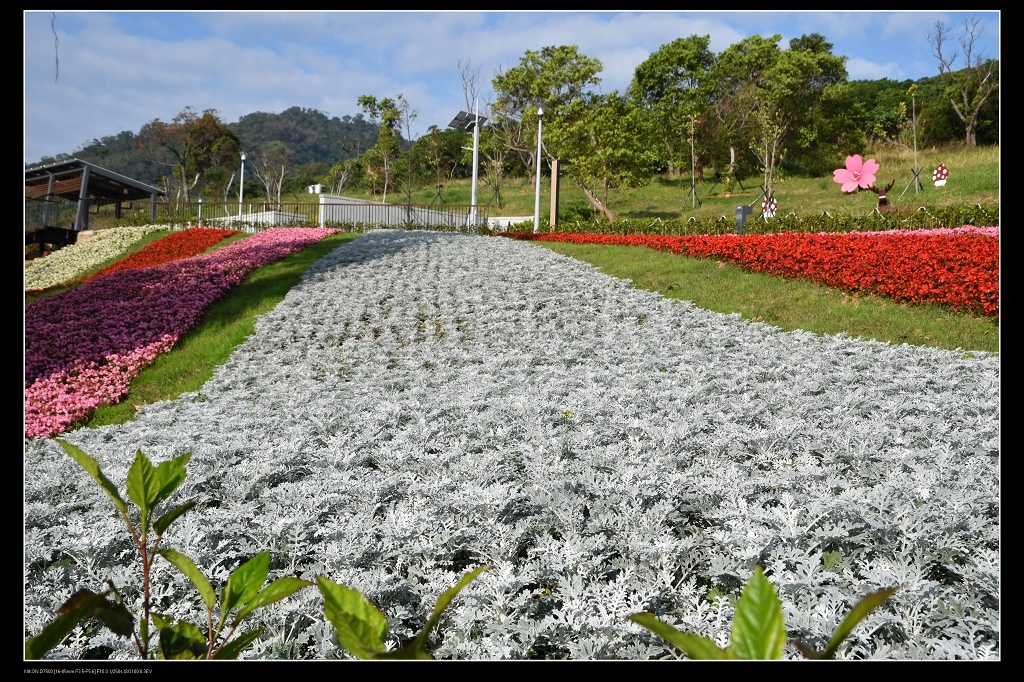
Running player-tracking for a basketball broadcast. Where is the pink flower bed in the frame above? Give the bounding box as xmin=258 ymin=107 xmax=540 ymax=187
xmin=25 ymin=228 xmax=339 ymax=439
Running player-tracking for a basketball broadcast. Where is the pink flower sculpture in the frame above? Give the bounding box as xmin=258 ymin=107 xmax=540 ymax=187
xmin=833 ymin=155 xmax=879 ymax=193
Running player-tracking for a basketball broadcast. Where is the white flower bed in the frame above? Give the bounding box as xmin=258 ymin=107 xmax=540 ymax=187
xmin=24 ymin=229 xmax=1000 ymax=660
xmin=24 ymin=225 xmax=166 ymax=291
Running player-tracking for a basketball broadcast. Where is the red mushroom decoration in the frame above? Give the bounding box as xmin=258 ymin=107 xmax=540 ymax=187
xmin=933 ymin=164 xmax=949 ymax=187
xmin=762 ymin=194 xmax=778 ymax=218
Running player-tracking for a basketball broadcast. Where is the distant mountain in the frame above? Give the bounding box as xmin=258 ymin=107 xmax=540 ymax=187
xmin=28 ymin=106 xmax=381 ymax=186
xmin=230 ymin=106 xmax=380 ymax=166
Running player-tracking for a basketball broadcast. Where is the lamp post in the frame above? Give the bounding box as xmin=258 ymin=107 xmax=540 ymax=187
xmin=238 ymin=151 xmax=246 ymax=219
xmin=533 ymin=105 xmax=544 ymax=233
xmin=470 ymin=99 xmax=481 ymax=227
xmin=447 ymin=105 xmax=487 ymax=230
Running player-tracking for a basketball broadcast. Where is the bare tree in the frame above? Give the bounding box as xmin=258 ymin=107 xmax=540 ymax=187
xmin=928 ymin=16 xmax=998 ymax=148
xmin=458 ymin=57 xmax=483 ymax=113
xmin=251 ymin=142 xmax=290 ymax=209
xmin=220 ymin=171 xmax=235 ymax=217
xmin=397 ymin=96 xmax=419 ymax=208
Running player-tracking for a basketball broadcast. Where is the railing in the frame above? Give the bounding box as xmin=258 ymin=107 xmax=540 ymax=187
xmin=102 ymin=199 xmax=490 ymax=232
xmin=25 ymin=196 xmax=78 ymax=230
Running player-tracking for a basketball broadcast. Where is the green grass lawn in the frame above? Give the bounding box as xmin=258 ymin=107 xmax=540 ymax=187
xmin=338 ymin=143 xmax=998 ymax=223
xmin=532 ymin=241 xmax=999 ymax=354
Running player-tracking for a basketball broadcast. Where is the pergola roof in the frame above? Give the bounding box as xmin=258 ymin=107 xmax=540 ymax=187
xmin=24 ymin=158 xmax=165 ymax=202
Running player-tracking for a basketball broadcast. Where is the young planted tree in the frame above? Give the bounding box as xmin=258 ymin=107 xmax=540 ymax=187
xmin=396 ymin=96 xmax=419 ymax=208
xmin=412 ymin=125 xmax=468 ymax=204
xmin=629 ymin=35 xmax=717 ymax=179
xmin=711 ymin=35 xmax=779 ymax=182
xmin=713 ymin=33 xmax=850 ymax=195
xmin=357 ymin=95 xmax=410 ymax=203
xmin=555 ymin=92 xmax=660 ymax=221
xmin=927 ymin=15 xmax=999 ymax=148
xmin=250 ymin=141 xmax=290 ymax=209
xmin=492 ymin=45 xmax=603 ymax=186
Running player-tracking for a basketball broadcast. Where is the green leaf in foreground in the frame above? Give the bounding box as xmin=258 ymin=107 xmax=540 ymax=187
xmin=214 ymin=627 xmax=265 ymax=660
xmin=156 ymin=620 xmax=207 ymax=660
xmin=221 ymin=552 xmax=271 ymax=615
xmin=234 ymin=577 xmax=313 ymax=624
xmin=628 ymin=612 xmax=731 ymax=659
xmin=157 ymin=549 xmax=216 ymax=611
xmin=317 ymin=576 xmax=389 ymax=659
xmin=126 ymin=450 xmax=162 ymax=532
xmin=25 ymin=589 xmax=132 ymax=659
xmin=56 ymin=439 xmax=127 ymax=513
xmin=730 ymin=566 xmax=786 ymax=660
xmin=153 ymin=452 xmax=192 ymax=504
xmin=808 ymin=586 xmax=899 ymax=659
xmin=403 ymin=565 xmax=492 ymax=658
xmin=153 ymin=501 xmax=197 ymax=537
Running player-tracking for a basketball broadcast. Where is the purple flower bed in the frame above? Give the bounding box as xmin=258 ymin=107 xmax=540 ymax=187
xmin=25 ymin=228 xmax=339 ymax=439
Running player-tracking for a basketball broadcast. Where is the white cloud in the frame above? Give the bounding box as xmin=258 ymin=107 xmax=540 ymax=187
xmin=24 ymin=10 xmax=999 ymax=164
xmin=845 ymin=57 xmax=903 ymax=81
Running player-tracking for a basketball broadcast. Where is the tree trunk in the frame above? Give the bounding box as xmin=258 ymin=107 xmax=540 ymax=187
xmin=577 ymin=180 xmax=616 ymax=222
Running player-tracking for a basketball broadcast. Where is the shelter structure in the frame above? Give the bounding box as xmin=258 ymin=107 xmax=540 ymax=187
xmin=25 ymin=158 xmax=166 ymax=247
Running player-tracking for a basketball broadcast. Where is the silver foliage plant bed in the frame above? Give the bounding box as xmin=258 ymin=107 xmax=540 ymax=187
xmin=24 ymin=229 xmax=999 ymax=660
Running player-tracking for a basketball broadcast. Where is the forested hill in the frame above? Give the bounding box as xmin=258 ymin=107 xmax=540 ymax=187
xmin=31 ymin=106 xmax=381 ymax=187
xmin=229 ymin=106 xmax=380 ymax=167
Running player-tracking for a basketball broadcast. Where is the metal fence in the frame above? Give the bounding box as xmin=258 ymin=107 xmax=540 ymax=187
xmin=25 ymin=196 xmax=79 ymax=230
xmin=96 ymin=197 xmax=489 ymax=232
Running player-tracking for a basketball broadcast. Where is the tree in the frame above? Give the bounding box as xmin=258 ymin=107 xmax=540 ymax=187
xmin=775 ymin=34 xmax=855 ymax=177
xmin=357 ymin=95 xmax=411 ymax=202
xmin=492 ymin=45 xmax=603 ymax=183
xmin=711 ymin=33 xmax=850 ymax=192
xmin=555 ymin=92 xmax=660 ymax=221
xmin=456 ymin=57 xmax=508 ymax=207
xmin=322 ymin=158 xmax=362 ymax=197
xmin=710 ymin=34 xmax=780 ymax=181
xmin=72 ymin=130 xmax=163 ymax=185
xmin=629 ymin=35 xmax=717 ymax=177
xmin=395 ymin=96 xmax=419 ymax=207
xmin=927 ymin=16 xmax=998 ymax=147
xmin=410 ymin=125 xmax=468 ymax=204
xmin=231 ymin=108 xmax=379 ymax=167
xmin=250 ymin=141 xmax=290 ymax=208
xmin=137 ymin=107 xmax=240 ymax=203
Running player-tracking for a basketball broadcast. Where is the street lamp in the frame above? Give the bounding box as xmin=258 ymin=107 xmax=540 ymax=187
xmin=238 ymin=151 xmax=246 ymax=219
xmin=447 ymin=103 xmax=487 ymax=229
xmin=533 ymin=105 xmax=544 ymax=233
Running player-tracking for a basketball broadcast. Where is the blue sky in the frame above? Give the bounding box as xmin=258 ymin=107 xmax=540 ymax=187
xmin=23 ymin=11 xmax=1000 ymax=165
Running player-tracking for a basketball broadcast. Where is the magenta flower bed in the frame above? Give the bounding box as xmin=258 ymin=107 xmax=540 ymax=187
xmin=25 ymin=228 xmax=339 ymax=439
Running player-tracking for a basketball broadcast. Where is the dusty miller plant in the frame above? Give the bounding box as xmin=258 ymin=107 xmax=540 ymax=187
xmin=631 ymin=566 xmax=897 ymax=659
xmin=25 ymin=440 xmax=311 ymax=660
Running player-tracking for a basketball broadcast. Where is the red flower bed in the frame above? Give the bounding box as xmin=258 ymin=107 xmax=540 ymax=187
xmin=79 ymin=227 xmax=240 ymax=284
xmin=512 ymin=230 xmax=999 ymax=319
